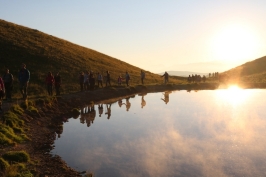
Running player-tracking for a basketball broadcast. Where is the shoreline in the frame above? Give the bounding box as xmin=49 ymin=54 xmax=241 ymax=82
xmin=1 ymin=82 xmax=265 ymax=176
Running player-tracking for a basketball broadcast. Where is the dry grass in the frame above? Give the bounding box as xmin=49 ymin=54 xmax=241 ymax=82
xmin=0 ymin=19 xmax=183 ymax=97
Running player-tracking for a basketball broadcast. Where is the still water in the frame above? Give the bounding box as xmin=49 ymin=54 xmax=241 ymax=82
xmin=51 ymin=88 xmax=266 ymax=177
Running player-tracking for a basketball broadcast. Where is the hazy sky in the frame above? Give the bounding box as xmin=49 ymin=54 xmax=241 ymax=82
xmin=1 ymin=0 xmax=266 ymax=73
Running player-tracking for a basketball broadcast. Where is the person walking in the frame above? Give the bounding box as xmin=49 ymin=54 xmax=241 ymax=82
xmin=125 ymin=71 xmax=130 ymax=86
xmin=161 ymin=71 xmax=169 ymax=84
xmin=46 ymin=72 xmax=55 ymax=96
xmin=105 ymin=71 xmax=111 ymax=87
xmin=0 ymin=77 xmax=5 ymax=113
xmin=18 ymin=63 xmax=30 ymax=100
xmin=97 ymin=72 xmax=103 ymax=88
xmin=54 ymin=72 xmax=61 ymax=96
xmin=2 ymin=69 xmax=14 ymax=101
xmin=141 ymin=70 xmax=145 ymax=84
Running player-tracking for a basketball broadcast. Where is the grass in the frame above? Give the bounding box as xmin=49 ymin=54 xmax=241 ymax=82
xmin=0 ymin=19 xmax=184 ymax=98
xmin=2 ymin=151 xmax=30 ymax=163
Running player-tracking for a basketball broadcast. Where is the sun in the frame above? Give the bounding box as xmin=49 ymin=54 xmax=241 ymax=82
xmin=211 ymin=24 xmax=261 ymax=63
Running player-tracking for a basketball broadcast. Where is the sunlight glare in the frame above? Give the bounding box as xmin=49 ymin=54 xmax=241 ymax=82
xmin=215 ymin=85 xmax=252 ymax=106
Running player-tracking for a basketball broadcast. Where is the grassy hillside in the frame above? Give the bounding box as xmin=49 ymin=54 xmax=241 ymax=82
xmin=223 ymin=56 xmax=266 ymax=83
xmin=0 ymin=19 xmax=182 ymax=96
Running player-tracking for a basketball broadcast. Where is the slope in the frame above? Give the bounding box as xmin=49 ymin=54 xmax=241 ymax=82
xmin=0 ymin=19 xmax=181 ymax=96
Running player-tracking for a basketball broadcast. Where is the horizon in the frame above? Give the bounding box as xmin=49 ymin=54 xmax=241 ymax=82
xmin=1 ymin=1 xmax=266 ymax=73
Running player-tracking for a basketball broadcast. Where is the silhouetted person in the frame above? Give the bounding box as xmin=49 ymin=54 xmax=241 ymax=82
xmin=2 ymin=69 xmax=13 ymax=100
xmin=202 ymin=75 xmax=206 ymax=82
xmin=97 ymin=72 xmax=103 ymax=88
xmin=46 ymin=72 xmax=54 ymax=96
xmin=18 ymin=63 xmax=30 ymax=100
xmin=161 ymin=91 xmax=171 ymax=104
xmin=161 ymin=71 xmax=169 ymax=84
xmin=117 ymin=75 xmax=122 ymax=85
xmin=89 ymin=71 xmax=95 ymax=90
xmin=125 ymin=71 xmax=130 ymax=86
xmin=105 ymin=71 xmax=111 ymax=87
xmin=187 ymin=75 xmax=191 ymax=83
xmin=54 ymin=72 xmax=61 ymax=96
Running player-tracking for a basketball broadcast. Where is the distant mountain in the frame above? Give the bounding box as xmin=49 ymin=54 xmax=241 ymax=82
xmin=159 ymin=71 xmax=209 ymax=77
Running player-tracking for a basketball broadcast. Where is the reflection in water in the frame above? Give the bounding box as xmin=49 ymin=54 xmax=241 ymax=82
xmin=141 ymin=96 xmax=146 ymax=108
xmin=122 ymin=97 xmax=131 ymax=111
xmin=98 ymin=104 xmax=103 ymax=117
xmin=105 ymin=104 xmax=112 ymax=119
xmin=52 ymin=90 xmax=266 ymax=177
xmin=161 ymin=91 xmax=171 ymax=104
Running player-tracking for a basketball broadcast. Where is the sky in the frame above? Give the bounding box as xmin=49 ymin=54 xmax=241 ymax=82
xmin=1 ymin=0 xmax=266 ymax=73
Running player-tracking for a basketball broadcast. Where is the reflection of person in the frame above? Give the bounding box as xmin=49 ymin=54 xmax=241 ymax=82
xmin=118 ymin=100 xmax=123 ymax=107
xmin=161 ymin=91 xmax=171 ymax=104
xmin=141 ymin=96 xmax=146 ymax=108
xmin=123 ymin=97 xmax=131 ymax=111
xmin=105 ymin=104 xmax=111 ymax=119
xmin=98 ymin=104 xmax=103 ymax=117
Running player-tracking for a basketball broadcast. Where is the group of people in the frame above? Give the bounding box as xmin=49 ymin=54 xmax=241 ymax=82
xmin=0 ymin=63 xmax=30 ymax=112
xmin=187 ymin=74 xmax=206 ymax=83
xmin=79 ymin=70 xmax=146 ymax=91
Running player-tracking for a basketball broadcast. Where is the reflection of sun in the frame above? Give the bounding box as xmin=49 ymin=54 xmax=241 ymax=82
xmin=211 ymin=24 xmax=261 ymax=63
xmin=215 ymin=85 xmax=252 ymax=106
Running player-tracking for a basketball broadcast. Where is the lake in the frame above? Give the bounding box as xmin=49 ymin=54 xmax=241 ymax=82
xmin=51 ymin=87 xmax=266 ymax=177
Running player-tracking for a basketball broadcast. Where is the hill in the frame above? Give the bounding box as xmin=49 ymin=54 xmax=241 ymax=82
xmin=0 ymin=19 xmax=182 ymax=96
xmin=223 ymin=56 xmax=266 ymax=83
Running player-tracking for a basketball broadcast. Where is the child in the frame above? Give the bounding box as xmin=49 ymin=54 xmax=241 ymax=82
xmin=117 ymin=75 xmax=122 ymax=85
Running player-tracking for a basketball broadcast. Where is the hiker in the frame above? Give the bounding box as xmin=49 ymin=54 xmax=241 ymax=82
xmin=105 ymin=71 xmax=111 ymax=87
xmin=84 ymin=71 xmax=89 ymax=91
xmin=161 ymin=71 xmax=169 ymax=84
xmin=2 ymin=69 xmax=14 ymax=100
xmin=18 ymin=63 xmax=30 ymax=100
xmin=46 ymin=72 xmax=55 ymax=96
xmin=0 ymin=77 xmax=5 ymax=113
xmin=187 ymin=75 xmax=191 ymax=83
xmin=54 ymin=72 xmax=61 ymax=96
xmin=79 ymin=72 xmax=84 ymax=91
xmin=117 ymin=75 xmax=122 ymax=85
xmin=97 ymin=72 xmax=103 ymax=88
xmin=203 ymin=75 xmax=206 ymax=82
xmin=89 ymin=71 xmax=95 ymax=90
xmin=141 ymin=70 xmax=145 ymax=84
xmin=125 ymin=71 xmax=130 ymax=86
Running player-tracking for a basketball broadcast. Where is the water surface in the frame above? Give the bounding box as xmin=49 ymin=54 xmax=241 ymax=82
xmin=51 ymin=89 xmax=266 ymax=177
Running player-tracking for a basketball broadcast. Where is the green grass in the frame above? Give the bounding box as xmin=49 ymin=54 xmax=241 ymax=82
xmin=2 ymin=151 xmax=30 ymax=163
